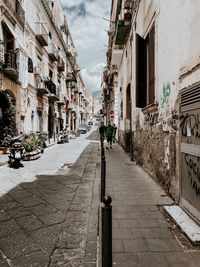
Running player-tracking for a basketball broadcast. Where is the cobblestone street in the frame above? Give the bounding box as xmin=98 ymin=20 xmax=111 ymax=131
xmin=0 ymin=136 xmax=100 ymax=266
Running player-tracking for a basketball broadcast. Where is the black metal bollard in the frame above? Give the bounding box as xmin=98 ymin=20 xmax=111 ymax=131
xmin=130 ymin=144 xmax=134 ymax=162
xmin=101 ymin=156 xmax=106 ymax=202
xmin=102 ymin=195 xmax=112 ymax=267
xmin=101 ymin=146 xmax=105 ymax=159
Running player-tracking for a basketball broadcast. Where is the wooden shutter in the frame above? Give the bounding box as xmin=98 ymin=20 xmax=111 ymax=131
xmin=148 ymin=26 xmax=155 ymax=104
xmin=136 ymin=34 xmax=147 ymax=108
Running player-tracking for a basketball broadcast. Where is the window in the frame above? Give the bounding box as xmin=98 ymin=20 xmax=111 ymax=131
xmin=126 ymin=84 xmax=131 ymax=120
xmin=36 ymin=56 xmax=42 ymax=73
xmin=2 ymin=23 xmax=15 ymax=51
xmin=49 ymin=69 xmax=53 ymax=79
xmin=136 ymin=26 xmax=155 ymax=108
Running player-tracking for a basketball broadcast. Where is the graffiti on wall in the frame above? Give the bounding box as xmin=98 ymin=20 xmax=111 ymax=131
xmin=184 ymin=154 xmax=200 ymax=196
xmin=161 ymin=82 xmax=171 ymax=108
xmin=144 ymin=112 xmax=159 ymax=126
xmin=180 ymin=112 xmax=200 ymax=139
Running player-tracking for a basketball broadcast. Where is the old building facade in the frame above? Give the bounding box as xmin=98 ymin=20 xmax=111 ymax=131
xmin=104 ymin=0 xmax=200 ymax=224
xmin=0 ymin=0 xmax=91 ymax=140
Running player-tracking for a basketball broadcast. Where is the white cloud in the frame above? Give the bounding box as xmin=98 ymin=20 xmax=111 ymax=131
xmin=60 ymin=0 xmax=111 ymax=93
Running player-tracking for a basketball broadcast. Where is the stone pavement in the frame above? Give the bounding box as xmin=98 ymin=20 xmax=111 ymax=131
xmin=0 ymin=154 xmax=8 ymax=166
xmin=0 ymin=142 xmax=100 ymax=267
xmin=104 ymin=144 xmax=200 ymax=267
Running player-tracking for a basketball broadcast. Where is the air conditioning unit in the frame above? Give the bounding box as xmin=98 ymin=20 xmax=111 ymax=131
xmin=34 ymin=66 xmax=41 ymax=74
xmin=124 ymin=0 xmax=136 ymax=9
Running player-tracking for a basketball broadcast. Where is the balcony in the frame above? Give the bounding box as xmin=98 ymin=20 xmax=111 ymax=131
xmin=48 ymin=43 xmax=58 ymax=62
xmin=35 ymin=22 xmax=48 ymax=47
xmin=74 ymin=85 xmax=79 ymax=93
xmin=4 ymin=0 xmax=16 ymax=11
xmin=70 ymin=81 xmax=77 ymax=88
xmin=16 ymin=0 xmax=25 ymax=28
xmin=35 ymin=75 xmax=48 ymax=95
xmin=3 ymin=50 xmax=18 ymax=80
xmin=45 ymin=79 xmax=59 ymax=102
xmin=57 ymin=90 xmax=65 ymax=106
xmin=57 ymin=58 xmax=65 ymax=72
xmin=66 ymin=72 xmax=77 ymax=83
xmin=111 ymin=47 xmax=123 ymax=68
xmin=0 ymin=42 xmax=5 ymax=66
xmin=66 ymin=45 xmax=73 ymax=57
xmin=114 ymin=20 xmax=131 ymax=45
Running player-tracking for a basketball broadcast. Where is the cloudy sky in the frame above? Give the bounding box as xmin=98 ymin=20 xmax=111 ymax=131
xmin=60 ymin=0 xmax=111 ymax=94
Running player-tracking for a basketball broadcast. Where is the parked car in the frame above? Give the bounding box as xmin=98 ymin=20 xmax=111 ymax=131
xmin=88 ymin=121 xmax=93 ymax=125
xmin=79 ymin=124 xmax=88 ymax=134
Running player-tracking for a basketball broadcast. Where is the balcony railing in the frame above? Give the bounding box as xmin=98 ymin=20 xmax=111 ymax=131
xmin=0 ymin=42 xmax=5 ymax=66
xmin=48 ymin=43 xmax=58 ymax=62
xmin=74 ymin=85 xmax=79 ymax=93
xmin=57 ymin=58 xmax=65 ymax=72
xmin=35 ymin=75 xmax=48 ymax=95
xmin=3 ymin=50 xmax=18 ymax=80
xmin=35 ymin=22 xmax=48 ymax=46
xmin=16 ymin=0 xmax=25 ymax=28
xmin=4 ymin=0 xmax=16 ymax=11
xmin=45 ymin=79 xmax=59 ymax=101
xmin=114 ymin=20 xmax=131 ymax=45
xmin=66 ymin=72 xmax=77 ymax=83
xmin=70 ymin=81 xmax=76 ymax=88
xmin=57 ymin=91 xmax=65 ymax=106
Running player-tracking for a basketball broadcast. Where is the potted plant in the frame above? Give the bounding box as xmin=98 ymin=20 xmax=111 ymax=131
xmin=22 ymin=134 xmax=42 ymax=160
xmin=0 ymin=133 xmax=12 ymax=154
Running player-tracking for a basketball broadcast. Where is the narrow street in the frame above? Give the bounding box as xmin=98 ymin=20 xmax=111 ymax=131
xmin=0 ymin=128 xmax=100 ymax=266
xmin=1 ymin=0 xmax=200 ymax=266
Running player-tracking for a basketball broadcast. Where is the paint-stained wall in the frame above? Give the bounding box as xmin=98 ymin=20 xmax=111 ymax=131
xmin=113 ymin=0 xmax=200 ymax=200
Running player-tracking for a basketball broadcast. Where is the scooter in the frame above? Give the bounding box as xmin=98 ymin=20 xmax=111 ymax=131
xmin=57 ymin=129 xmax=69 ymax=144
xmin=8 ymin=136 xmax=24 ymax=168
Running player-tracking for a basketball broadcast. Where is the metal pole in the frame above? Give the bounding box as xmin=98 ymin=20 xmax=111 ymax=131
xmin=102 ymin=195 xmax=112 ymax=267
xmin=53 ymin=131 xmax=55 ymax=142
xmin=130 ymin=96 xmax=134 ymax=161
xmin=101 ymin=156 xmax=106 ymax=202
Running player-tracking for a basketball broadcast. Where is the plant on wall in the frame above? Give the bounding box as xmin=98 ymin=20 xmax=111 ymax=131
xmin=0 ymin=91 xmax=16 ymax=147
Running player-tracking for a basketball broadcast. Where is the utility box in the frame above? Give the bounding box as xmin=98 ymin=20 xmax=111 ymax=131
xmin=180 ymin=84 xmax=200 ymax=223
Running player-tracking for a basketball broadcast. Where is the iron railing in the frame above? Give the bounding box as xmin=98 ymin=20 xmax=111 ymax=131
xmin=4 ymin=50 xmax=18 ymax=71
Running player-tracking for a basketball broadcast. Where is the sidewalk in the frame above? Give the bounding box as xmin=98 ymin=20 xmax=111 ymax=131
xmin=0 ymin=154 xmax=8 ymax=166
xmin=104 ymin=144 xmax=200 ymax=267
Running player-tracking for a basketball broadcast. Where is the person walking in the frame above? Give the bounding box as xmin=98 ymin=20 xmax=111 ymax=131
xmin=113 ymin=124 xmax=117 ymax=143
xmin=99 ymin=121 xmax=106 ymax=143
xmin=105 ymin=121 xmax=114 ymax=150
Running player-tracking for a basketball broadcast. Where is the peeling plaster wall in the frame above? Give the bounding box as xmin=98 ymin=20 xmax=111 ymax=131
xmin=116 ymin=0 xmax=200 ymax=200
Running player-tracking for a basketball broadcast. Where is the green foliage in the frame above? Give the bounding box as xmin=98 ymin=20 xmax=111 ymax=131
xmin=0 ymin=91 xmax=16 ymax=147
xmin=22 ymin=134 xmax=40 ymax=152
xmin=70 ymin=130 xmax=80 ymax=137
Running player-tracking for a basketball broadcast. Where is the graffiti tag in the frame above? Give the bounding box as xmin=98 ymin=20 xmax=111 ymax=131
xmin=161 ymin=82 xmax=171 ymax=108
xmin=144 ymin=112 xmax=159 ymax=126
xmin=185 ymin=154 xmax=200 ymax=196
xmin=180 ymin=113 xmax=200 ymax=138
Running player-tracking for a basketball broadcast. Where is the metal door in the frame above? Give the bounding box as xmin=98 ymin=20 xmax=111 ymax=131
xmin=180 ymin=84 xmax=200 ymax=223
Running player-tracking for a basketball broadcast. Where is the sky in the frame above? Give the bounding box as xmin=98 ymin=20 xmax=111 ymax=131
xmin=60 ymin=0 xmax=111 ymax=94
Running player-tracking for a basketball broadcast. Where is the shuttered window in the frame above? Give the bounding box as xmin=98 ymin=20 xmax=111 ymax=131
xmin=148 ymin=26 xmax=155 ymax=104
xmin=136 ymin=25 xmax=155 ymax=108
